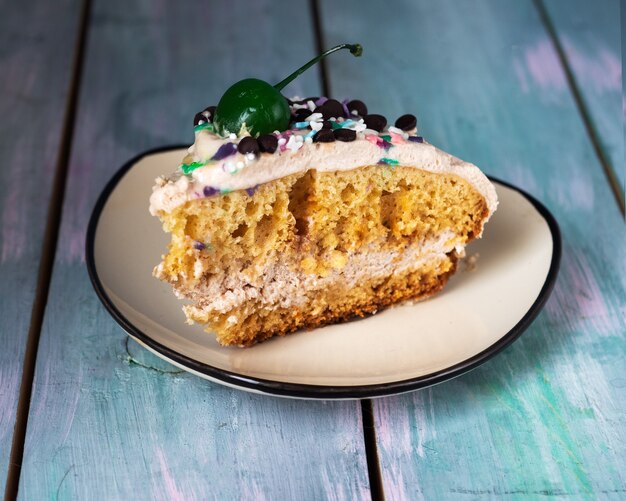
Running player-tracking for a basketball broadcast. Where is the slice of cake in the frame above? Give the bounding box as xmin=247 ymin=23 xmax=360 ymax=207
xmin=150 ymin=99 xmax=497 ymax=347
xmin=149 ymin=45 xmax=497 ymax=346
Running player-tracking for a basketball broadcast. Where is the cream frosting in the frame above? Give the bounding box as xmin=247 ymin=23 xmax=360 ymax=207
xmin=149 ymin=126 xmax=498 ymax=217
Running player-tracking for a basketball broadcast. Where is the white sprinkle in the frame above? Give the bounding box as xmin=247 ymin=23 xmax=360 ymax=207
xmin=229 ymin=133 xmax=237 ymax=140
xmin=307 ymin=100 xmax=316 ymax=111
xmin=354 ymin=119 xmax=367 ymax=132
xmin=197 ymin=119 xmax=206 ymax=125
xmin=286 ymin=135 xmax=302 ymax=151
xmin=236 ymin=161 xmax=244 ymax=169
xmin=351 ymin=110 xmax=359 ymax=116
xmin=245 ymin=153 xmax=256 ymax=161
xmin=304 ymin=136 xmax=313 ymax=144
xmin=310 ymin=121 xmax=323 ymax=131
xmin=278 ymin=137 xmax=287 ymax=145
xmin=202 ymin=111 xmax=210 ymax=118
xmin=305 ymin=112 xmax=323 ymax=122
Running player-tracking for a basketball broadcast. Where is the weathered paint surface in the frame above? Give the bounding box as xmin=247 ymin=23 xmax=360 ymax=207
xmin=544 ymin=0 xmax=624 ymax=201
xmin=0 ymin=0 xmax=81 ymax=493
xmin=17 ymin=1 xmax=370 ymax=499
xmin=320 ymin=0 xmax=626 ymax=497
xmin=5 ymin=0 xmax=625 ymax=498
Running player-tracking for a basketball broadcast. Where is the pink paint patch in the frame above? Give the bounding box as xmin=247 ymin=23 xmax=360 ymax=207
xmin=546 ymin=248 xmax=622 ymax=336
xmin=155 ymin=447 xmax=187 ymax=501
xmin=513 ymin=58 xmax=530 ymax=93
xmin=563 ymin=38 xmax=621 ymax=93
xmin=1 ymin=177 xmax=27 ymax=263
xmin=522 ymin=39 xmax=567 ymax=90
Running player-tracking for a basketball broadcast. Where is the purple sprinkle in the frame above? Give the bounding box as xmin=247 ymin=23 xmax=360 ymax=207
xmin=203 ymin=186 xmax=219 ymax=197
xmin=245 ymin=185 xmax=259 ymax=197
xmin=314 ymin=97 xmax=328 ymax=106
xmin=382 ymin=140 xmax=393 ymax=150
xmin=408 ymin=136 xmax=424 ymax=143
xmin=211 ymin=142 xmax=237 ymax=161
xmin=193 ymin=241 xmax=206 ymax=250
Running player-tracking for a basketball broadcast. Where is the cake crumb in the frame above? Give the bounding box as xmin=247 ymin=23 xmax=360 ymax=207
xmin=463 ymin=253 xmax=480 ymax=272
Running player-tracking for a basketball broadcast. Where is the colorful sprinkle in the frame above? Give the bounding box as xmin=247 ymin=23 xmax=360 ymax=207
xmin=203 ymin=186 xmax=219 ymax=197
xmin=193 ymin=241 xmax=206 ymax=250
xmin=246 ymin=185 xmax=259 ymax=196
xmin=378 ymin=157 xmax=399 ymax=166
xmin=408 ymin=136 xmax=424 ymax=143
xmin=181 ymin=161 xmax=208 ymax=174
xmin=389 ymin=131 xmax=407 ymax=145
xmin=194 ymin=122 xmax=214 ymax=133
xmin=211 ymin=143 xmax=237 ymax=161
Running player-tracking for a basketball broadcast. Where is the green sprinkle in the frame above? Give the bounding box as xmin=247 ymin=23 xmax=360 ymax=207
xmin=181 ymin=161 xmax=208 ymax=174
xmin=379 ymin=157 xmax=399 ymax=165
xmin=331 ymin=121 xmax=342 ymax=130
xmin=380 ymin=135 xmax=392 ymax=141
xmin=194 ymin=122 xmax=214 ymax=133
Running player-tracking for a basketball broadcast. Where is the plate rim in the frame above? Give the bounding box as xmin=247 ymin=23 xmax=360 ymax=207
xmin=86 ymin=145 xmax=562 ymax=400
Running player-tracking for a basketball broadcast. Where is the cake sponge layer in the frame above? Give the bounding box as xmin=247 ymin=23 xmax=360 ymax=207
xmin=154 ymin=165 xmax=490 ymax=346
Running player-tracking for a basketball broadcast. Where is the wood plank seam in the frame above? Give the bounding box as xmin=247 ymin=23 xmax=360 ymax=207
xmin=2 ymin=1 xmax=93 ymax=499
xmin=361 ymin=400 xmax=385 ymax=501
xmin=534 ymin=0 xmax=625 ymax=216
xmin=309 ymin=0 xmax=332 ymax=97
xmin=310 ymin=1 xmax=385 ymax=498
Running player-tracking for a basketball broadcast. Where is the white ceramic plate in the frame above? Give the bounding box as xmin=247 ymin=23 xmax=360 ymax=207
xmin=87 ymin=146 xmax=560 ymax=399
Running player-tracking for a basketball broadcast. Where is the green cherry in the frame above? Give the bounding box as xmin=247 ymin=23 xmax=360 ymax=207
xmin=213 ymin=43 xmax=363 ymax=137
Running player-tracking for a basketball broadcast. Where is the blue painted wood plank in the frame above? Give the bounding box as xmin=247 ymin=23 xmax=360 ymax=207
xmin=0 ymin=0 xmax=81 ymax=493
xmin=17 ymin=1 xmax=370 ymax=499
xmin=320 ymin=0 xmax=626 ymax=497
xmin=543 ymin=0 xmax=624 ymax=205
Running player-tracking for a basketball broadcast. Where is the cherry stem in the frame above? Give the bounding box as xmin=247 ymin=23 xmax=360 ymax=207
xmin=274 ymin=43 xmax=363 ymax=91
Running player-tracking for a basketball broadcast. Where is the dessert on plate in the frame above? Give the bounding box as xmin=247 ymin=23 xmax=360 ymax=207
xmin=149 ymin=44 xmax=498 ymax=347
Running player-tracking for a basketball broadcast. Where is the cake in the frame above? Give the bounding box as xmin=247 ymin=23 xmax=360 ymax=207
xmin=149 ymin=44 xmax=498 ymax=346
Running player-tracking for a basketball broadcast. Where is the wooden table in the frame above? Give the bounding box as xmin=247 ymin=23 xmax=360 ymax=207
xmin=2 ymin=1 xmax=624 ymax=499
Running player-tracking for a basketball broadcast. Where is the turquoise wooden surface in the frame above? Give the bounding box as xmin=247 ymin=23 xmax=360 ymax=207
xmin=320 ymin=0 xmax=626 ymax=497
xmin=16 ymin=1 xmax=370 ymax=499
xmin=544 ymin=0 xmax=624 ymax=206
xmin=3 ymin=0 xmax=624 ymax=498
xmin=0 ymin=0 xmax=81 ymax=494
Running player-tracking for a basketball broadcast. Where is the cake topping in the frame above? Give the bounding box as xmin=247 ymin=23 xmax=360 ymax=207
xmin=257 ymin=134 xmax=278 ymax=153
xmin=363 ymin=114 xmax=387 ymax=132
xmin=212 ymin=43 xmax=362 ymax=137
xmin=237 ymin=137 xmax=260 ymax=156
xmin=313 ymin=129 xmax=335 ymax=143
xmin=395 ymin=114 xmax=417 ymax=131
xmin=347 ymin=99 xmax=368 ymax=117
xmin=333 ymin=129 xmax=357 ymax=142
xmin=315 ymin=99 xmax=345 ymax=120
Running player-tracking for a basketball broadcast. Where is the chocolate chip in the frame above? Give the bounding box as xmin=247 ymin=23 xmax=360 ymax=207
xmin=204 ymin=106 xmax=216 ymax=119
xmin=257 ymin=134 xmax=278 ymax=153
xmin=321 ymin=121 xmax=332 ymax=130
xmin=408 ymin=136 xmax=424 ymax=143
xmin=319 ymin=99 xmax=344 ymax=120
xmin=347 ymin=100 xmax=368 ymax=117
xmin=294 ymin=108 xmax=312 ymax=121
xmin=194 ymin=106 xmax=216 ymax=126
xmin=395 ymin=114 xmax=417 ymax=131
xmin=333 ymin=129 xmax=356 ymax=142
xmin=237 ymin=137 xmax=259 ymax=156
xmin=194 ymin=113 xmax=208 ymax=126
xmin=364 ymin=114 xmax=387 ymax=132
xmin=313 ymin=129 xmax=335 ymax=143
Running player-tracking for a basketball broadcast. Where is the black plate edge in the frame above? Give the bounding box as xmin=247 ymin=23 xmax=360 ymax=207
xmin=85 ymin=145 xmax=562 ymax=400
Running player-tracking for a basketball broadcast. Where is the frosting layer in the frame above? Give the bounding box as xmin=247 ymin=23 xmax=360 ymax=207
xmin=150 ymin=129 xmax=498 ymax=217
